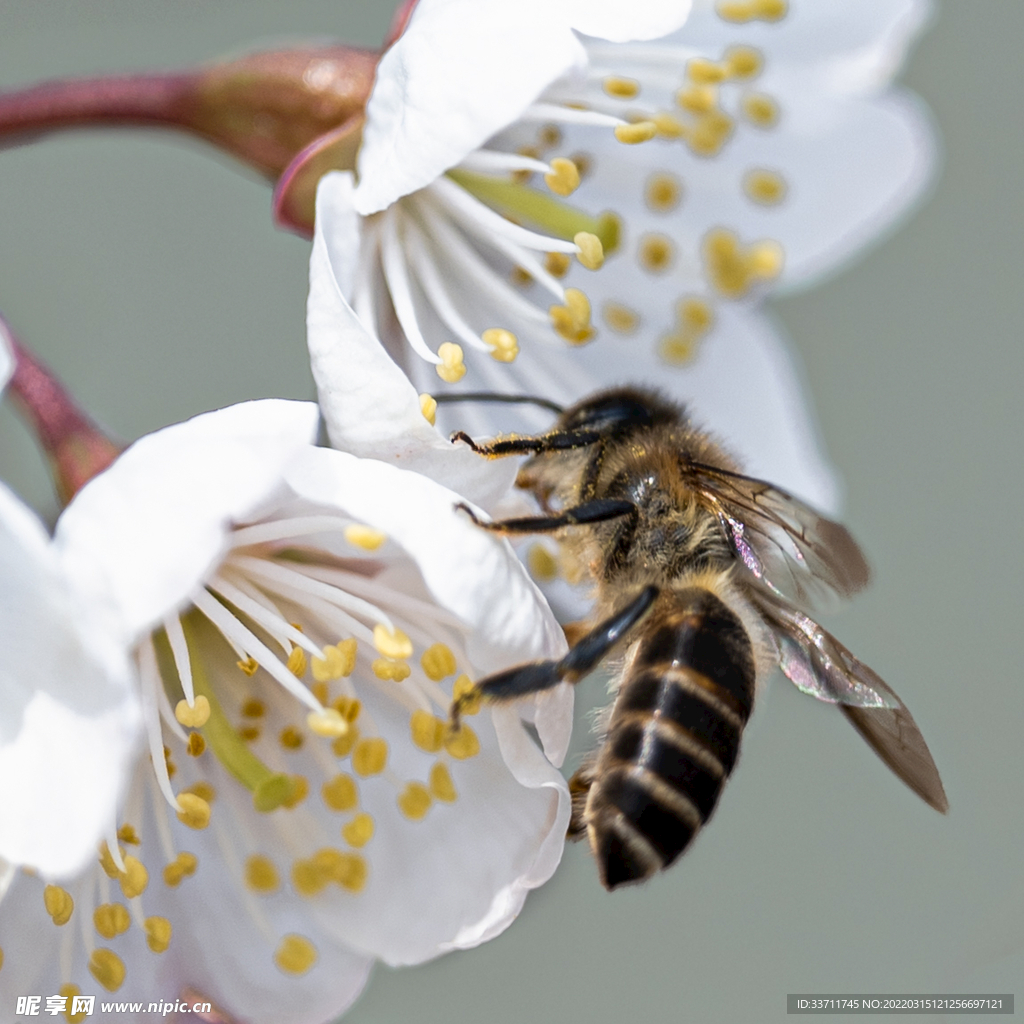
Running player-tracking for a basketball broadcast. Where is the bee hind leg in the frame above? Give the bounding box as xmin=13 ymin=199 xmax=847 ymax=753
xmin=449 ymin=585 xmax=659 ymax=725
xmin=454 ymin=498 xmax=636 ymax=535
xmin=568 ymin=758 xmax=597 ymax=840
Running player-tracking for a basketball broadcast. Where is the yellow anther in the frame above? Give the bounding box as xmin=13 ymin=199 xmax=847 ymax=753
xmin=60 ymin=984 xmax=88 ymax=1023
xmin=511 ymin=144 xmax=539 ymax=182
xmin=0 ymin=947 xmax=4 ymax=971
xmin=373 ymin=624 xmax=413 ymax=660
xmin=550 ymin=288 xmax=595 ymax=345
xmin=398 ymin=782 xmax=433 ymax=821
xmin=544 ymin=157 xmax=580 ymax=197
xmin=311 ymin=680 xmax=329 ymax=706
xmin=724 ymin=45 xmax=764 ymax=79
xmin=614 ymin=120 xmax=658 ymax=144
xmin=342 ymin=813 xmax=375 ymax=848
xmin=281 ymin=775 xmax=309 ymax=809
xmin=688 ymin=58 xmax=726 ymax=84
xmin=344 ymin=524 xmax=387 ymax=550
xmin=184 ymin=781 xmax=216 ymax=803
xmin=174 ymin=695 xmax=210 ymax=728
xmin=332 ymin=724 xmax=359 ymax=758
xmin=307 ymin=707 xmax=349 ymax=738
xmin=527 ymin=543 xmax=560 ymax=581
xmin=186 ymin=732 xmax=206 ymax=757
xmin=279 ymin=726 xmax=304 ymax=751
xmin=639 ymin=234 xmax=675 ymax=273
xmin=511 ymin=265 xmax=534 ymax=286
xmin=93 ymin=903 xmax=130 ymax=939
xmin=116 ymin=824 xmax=140 ymax=846
xmin=688 ymin=110 xmax=734 ymax=156
xmin=334 ymin=694 xmax=361 ymax=722
xmin=43 ymin=885 xmax=74 ymax=926
xmin=452 ymin=674 xmax=482 ymax=716
xmin=88 ymin=948 xmax=126 ymax=992
xmin=741 ymin=92 xmax=779 ymax=127
xmin=237 ymin=657 xmax=259 ymax=676
xmin=717 ymin=0 xmax=787 ymax=21
xmin=98 ymin=842 xmax=123 ymax=879
xmin=421 ymin=643 xmax=457 ymax=681
xmin=240 ymin=724 xmax=261 ymax=741
xmin=275 ymin=725 xmax=307 ymax=752
xmin=542 ymin=252 xmax=570 ymax=280
xmin=410 ymin=710 xmax=446 ymax=753
xmin=645 ymin=172 xmax=682 ymax=213
xmin=176 ymin=793 xmax=211 ymax=831
xmin=292 ymin=857 xmax=328 ymax=896
xmin=603 ymin=75 xmax=640 ymax=99
xmin=286 ymin=647 xmax=308 ymax=678
xmin=679 ymin=297 xmax=715 ymax=333
xmin=245 ymin=854 xmax=280 ymax=893
xmin=435 ymin=341 xmax=467 ymax=383
xmin=313 ymin=640 xmax=357 ymax=682
xmin=419 ymin=393 xmax=438 ymax=426
xmin=241 ymin=698 xmax=265 ymax=718
xmin=144 ymin=916 xmax=172 ymax=954
xmin=676 ymin=84 xmax=717 ymax=114
xmin=333 ymin=851 xmax=368 ymax=892
xmin=482 ymin=327 xmax=519 ymax=363
xmin=352 ymin=738 xmax=388 ymax=776
xmin=118 ymin=855 xmax=149 ymax=899
xmin=659 ymin=332 xmax=698 ymax=365
xmin=538 ymin=123 xmax=562 ymax=148
xmin=322 ymin=773 xmax=359 ymax=812
xmin=274 ymin=934 xmax=318 ymax=976
xmin=602 ymin=301 xmax=641 ymax=335
xmin=652 ymin=111 xmax=685 ymax=139
xmin=372 ymin=658 xmax=412 ymax=682
xmin=430 ymin=762 xmax=458 ymax=803
xmin=162 ymin=851 xmax=198 ymax=887
xmin=743 ymin=168 xmax=788 ymax=205
xmin=444 ymin=723 xmax=481 ymax=760
xmin=703 ymin=228 xmax=783 ymax=297
xmin=574 ymin=232 xmax=604 ymax=271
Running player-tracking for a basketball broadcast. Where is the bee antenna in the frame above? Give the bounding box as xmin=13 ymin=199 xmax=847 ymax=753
xmin=432 ymin=391 xmax=564 ymax=414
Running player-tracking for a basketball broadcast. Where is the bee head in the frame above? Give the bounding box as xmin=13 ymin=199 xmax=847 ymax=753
xmin=557 ymin=387 xmax=681 ymax=438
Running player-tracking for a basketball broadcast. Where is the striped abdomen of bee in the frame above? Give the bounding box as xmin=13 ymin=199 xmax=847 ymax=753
xmin=573 ymin=586 xmax=755 ymax=890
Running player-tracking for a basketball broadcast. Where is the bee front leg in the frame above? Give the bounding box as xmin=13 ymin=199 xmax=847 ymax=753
xmin=455 ymin=498 xmax=636 ymax=535
xmin=449 ymin=585 xmax=659 ymax=726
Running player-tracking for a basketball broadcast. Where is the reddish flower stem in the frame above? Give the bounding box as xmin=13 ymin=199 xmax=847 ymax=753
xmin=3 ymin=322 xmax=121 ymax=505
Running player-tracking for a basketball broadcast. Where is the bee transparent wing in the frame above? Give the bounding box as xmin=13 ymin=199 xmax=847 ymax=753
xmin=687 ymin=461 xmax=870 ymax=614
xmin=757 ymin=595 xmax=948 ymax=813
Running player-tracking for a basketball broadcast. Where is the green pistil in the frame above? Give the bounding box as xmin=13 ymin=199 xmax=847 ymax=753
xmin=447 ymin=169 xmax=620 ymax=253
xmin=153 ymin=615 xmax=297 ymax=812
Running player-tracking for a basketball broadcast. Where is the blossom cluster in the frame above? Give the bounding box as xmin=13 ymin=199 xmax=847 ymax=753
xmin=0 ymin=0 xmax=932 ymax=1021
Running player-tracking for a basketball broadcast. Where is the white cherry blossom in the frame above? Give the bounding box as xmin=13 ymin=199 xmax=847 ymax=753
xmin=0 ymin=380 xmax=570 ymax=1020
xmin=337 ymin=0 xmax=934 ymax=512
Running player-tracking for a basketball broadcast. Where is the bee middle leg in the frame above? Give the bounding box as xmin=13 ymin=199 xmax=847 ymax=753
xmin=455 ymin=498 xmax=636 ymax=535
xmin=568 ymin=757 xmax=597 ymax=840
xmin=450 ymin=585 xmax=659 ymax=724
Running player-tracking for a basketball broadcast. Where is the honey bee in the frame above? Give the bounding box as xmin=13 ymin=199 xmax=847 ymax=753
xmin=449 ymin=386 xmax=947 ymax=891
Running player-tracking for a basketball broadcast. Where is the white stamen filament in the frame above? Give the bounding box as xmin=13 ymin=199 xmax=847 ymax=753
xmin=380 ymin=206 xmax=444 ymax=365
xmin=163 ymin=612 xmax=195 ymax=707
xmin=189 ymin=587 xmax=323 ymax=714
xmin=228 ymin=514 xmax=358 ymax=548
xmin=521 ymin=102 xmax=627 ymax=127
xmin=457 ymin=148 xmax=553 ymax=176
xmin=138 ymin=637 xmax=182 ymax=810
xmin=412 ymin=199 xmax=556 ymax=326
xmin=206 ymin=574 xmax=324 ymax=660
xmin=212 ymin=568 xmax=297 ymax=655
xmin=228 ymin=553 xmax=396 ymax=635
xmin=430 ymin=175 xmax=579 ymax=254
xmin=147 ymin=769 xmax=177 ymax=863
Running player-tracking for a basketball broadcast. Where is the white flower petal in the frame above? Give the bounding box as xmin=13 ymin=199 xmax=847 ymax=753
xmin=355 ymin=0 xmax=693 ymax=213
xmin=55 ymin=400 xmax=319 ymax=642
xmin=308 ymin=174 xmax=519 ymax=508
xmin=0 ymin=483 xmax=138 ymax=877
xmin=283 ymin=447 xmax=568 ymax=671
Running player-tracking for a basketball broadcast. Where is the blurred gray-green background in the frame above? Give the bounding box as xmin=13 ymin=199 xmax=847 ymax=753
xmin=0 ymin=2 xmax=1020 ymax=1021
